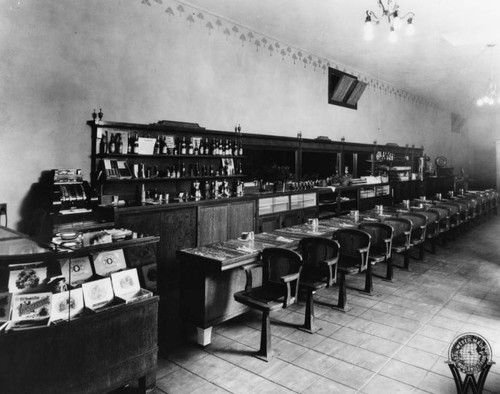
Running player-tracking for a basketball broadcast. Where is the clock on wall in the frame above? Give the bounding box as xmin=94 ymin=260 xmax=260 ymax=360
xmin=435 ymin=155 xmax=448 ymax=168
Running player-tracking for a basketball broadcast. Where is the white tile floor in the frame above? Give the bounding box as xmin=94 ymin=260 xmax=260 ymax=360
xmin=154 ymin=214 xmax=500 ymax=393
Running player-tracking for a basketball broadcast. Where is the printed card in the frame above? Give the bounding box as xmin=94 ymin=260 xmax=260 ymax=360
xmin=111 ymin=268 xmax=140 ymax=301
xmin=82 ymin=277 xmax=114 ymax=310
xmin=50 ymin=288 xmax=85 ymax=322
xmin=59 ymin=256 xmax=93 ymax=287
xmin=8 ymin=262 xmax=47 ymax=293
xmin=11 ymin=292 xmax=52 ymax=326
xmin=93 ymin=249 xmax=126 ymax=277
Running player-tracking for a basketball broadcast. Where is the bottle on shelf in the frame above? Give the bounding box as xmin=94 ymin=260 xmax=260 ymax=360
xmin=99 ymin=131 xmax=108 ymax=154
xmin=204 ymin=181 xmax=211 ymax=200
xmin=213 ymin=139 xmax=218 ymax=156
xmin=205 ymin=138 xmax=209 ymax=155
xmin=188 ymin=138 xmax=194 ymax=155
xmin=193 ymin=139 xmax=199 ymax=155
xmin=127 ymin=133 xmax=133 ymax=154
xmin=140 ymin=183 xmax=146 ymax=205
xmin=198 ymin=139 xmax=204 ymax=155
xmin=109 ymin=133 xmax=116 ymax=154
xmin=116 ymin=133 xmax=123 ymax=154
xmin=161 ymin=136 xmax=168 ymax=155
xmin=238 ymin=141 xmax=243 ymax=156
xmin=181 ymin=137 xmax=187 ymax=155
xmin=181 ymin=162 xmax=186 ymax=177
xmin=154 ymin=136 xmax=160 ymax=155
xmin=133 ymin=132 xmax=139 ymax=154
xmin=233 ymin=139 xmax=238 ymax=156
xmin=173 ymin=141 xmax=178 ymax=155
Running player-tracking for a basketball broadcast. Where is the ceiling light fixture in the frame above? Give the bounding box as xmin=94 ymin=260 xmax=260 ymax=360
xmin=364 ymin=0 xmax=415 ymax=42
xmin=477 ymin=44 xmax=500 ymax=107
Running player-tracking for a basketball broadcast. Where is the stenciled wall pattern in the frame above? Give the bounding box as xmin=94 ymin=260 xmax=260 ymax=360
xmin=140 ymin=0 xmax=439 ymax=109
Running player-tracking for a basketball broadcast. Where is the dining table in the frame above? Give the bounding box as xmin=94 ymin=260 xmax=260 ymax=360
xmin=177 ymin=204 xmax=427 ymax=346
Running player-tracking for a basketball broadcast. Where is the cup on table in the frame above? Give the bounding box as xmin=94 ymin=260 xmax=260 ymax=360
xmin=448 ymin=191 xmax=454 ymax=198
xmin=350 ymin=210 xmax=360 ymax=223
xmin=375 ymin=205 xmax=383 ymax=214
xmin=436 ymin=193 xmax=442 ymax=201
xmin=403 ymin=200 xmax=410 ymax=208
xmin=420 ymin=196 xmax=426 ymax=201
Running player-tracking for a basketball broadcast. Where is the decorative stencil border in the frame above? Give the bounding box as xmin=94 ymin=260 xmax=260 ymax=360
xmin=140 ymin=0 xmax=438 ymax=109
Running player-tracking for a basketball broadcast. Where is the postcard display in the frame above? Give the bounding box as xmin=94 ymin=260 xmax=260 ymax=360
xmin=0 ymin=226 xmax=159 ymax=394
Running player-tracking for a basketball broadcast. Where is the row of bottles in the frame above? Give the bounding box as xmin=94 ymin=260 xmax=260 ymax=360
xmin=174 ymin=137 xmax=243 ymax=156
xmin=138 ymin=179 xmax=244 ymax=204
xmin=132 ymin=161 xmax=243 ymax=179
xmin=99 ymin=131 xmax=244 ymax=156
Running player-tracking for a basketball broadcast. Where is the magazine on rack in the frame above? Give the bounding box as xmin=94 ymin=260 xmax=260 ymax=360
xmin=92 ymin=249 xmax=126 ymax=277
xmin=59 ymin=256 xmax=93 ymax=287
xmin=8 ymin=262 xmax=48 ymax=294
xmin=9 ymin=292 xmax=52 ymax=330
xmin=111 ymin=268 xmax=152 ymax=303
xmin=82 ymin=277 xmax=114 ymax=310
xmin=50 ymin=288 xmax=85 ymax=322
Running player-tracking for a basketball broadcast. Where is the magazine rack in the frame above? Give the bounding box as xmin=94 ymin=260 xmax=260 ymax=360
xmin=0 ymin=226 xmax=160 ymax=394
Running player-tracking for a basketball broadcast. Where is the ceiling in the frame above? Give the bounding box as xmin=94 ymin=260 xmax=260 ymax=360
xmin=184 ymin=0 xmax=500 ymax=116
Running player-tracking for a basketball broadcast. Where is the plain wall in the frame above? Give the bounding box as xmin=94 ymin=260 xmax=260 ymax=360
xmin=0 ymin=0 xmax=483 ymax=230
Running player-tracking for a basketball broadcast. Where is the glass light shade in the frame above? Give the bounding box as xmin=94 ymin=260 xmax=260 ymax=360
xmin=406 ymin=23 xmax=415 ymax=36
xmin=477 ymin=98 xmax=484 ymax=106
xmin=393 ymin=17 xmax=402 ymax=31
xmin=388 ymin=29 xmax=398 ymax=43
xmin=364 ymin=21 xmax=374 ymax=41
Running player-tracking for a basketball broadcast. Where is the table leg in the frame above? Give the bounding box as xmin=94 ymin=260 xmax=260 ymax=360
xmin=331 ymin=271 xmax=347 ymax=311
xmin=197 ymin=326 xmax=213 ymax=346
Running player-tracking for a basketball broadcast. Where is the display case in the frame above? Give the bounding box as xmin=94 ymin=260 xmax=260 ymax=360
xmin=317 ymin=183 xmax=392 ymax=218
xmin=257 ymin=192 xmax=317 ymax=233
xmin=0 ymin=226 xmax=160 ymax=394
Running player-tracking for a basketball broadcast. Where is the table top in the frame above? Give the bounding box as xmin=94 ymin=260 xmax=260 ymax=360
xmin=177 ymin=216 xmax=361 ymax=271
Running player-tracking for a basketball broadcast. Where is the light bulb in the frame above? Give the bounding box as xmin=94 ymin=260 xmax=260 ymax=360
xmin=393 ymin=17 xmax=402 ymax=31
xmin=477 ymin=98 xmax=484 ymax=106
xmin=488 ymin=97 xmax=494 ymax=105
xmin=364 ymin=21 xmax=374 ymax=41
xmin=406 ymin=23 xmax=415 ymax=36
xmin=388 ymin=28 xmax=398 ymax=43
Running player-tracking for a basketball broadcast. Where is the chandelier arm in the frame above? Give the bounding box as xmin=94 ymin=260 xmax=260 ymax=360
xmin=366 ymin=10 xmax=381 ymax=23
xmin=377 ymin=0 xmax=387 ymax=14
xmin=397 ymin=11 xmax=415 ymax=21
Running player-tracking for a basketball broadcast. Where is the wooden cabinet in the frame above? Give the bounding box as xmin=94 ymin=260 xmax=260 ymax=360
xmin=88 ymin=120 xmax=246 ymax=205
xmin=0 ymin=297 xmax=159 ymax=394
xmin=198 ymin=200 xmax=256 ymax=246
xmin=228 ymin=201 xmax=256 ymax=239
xmin=198 ymin=204 xmax=229 ymax=246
